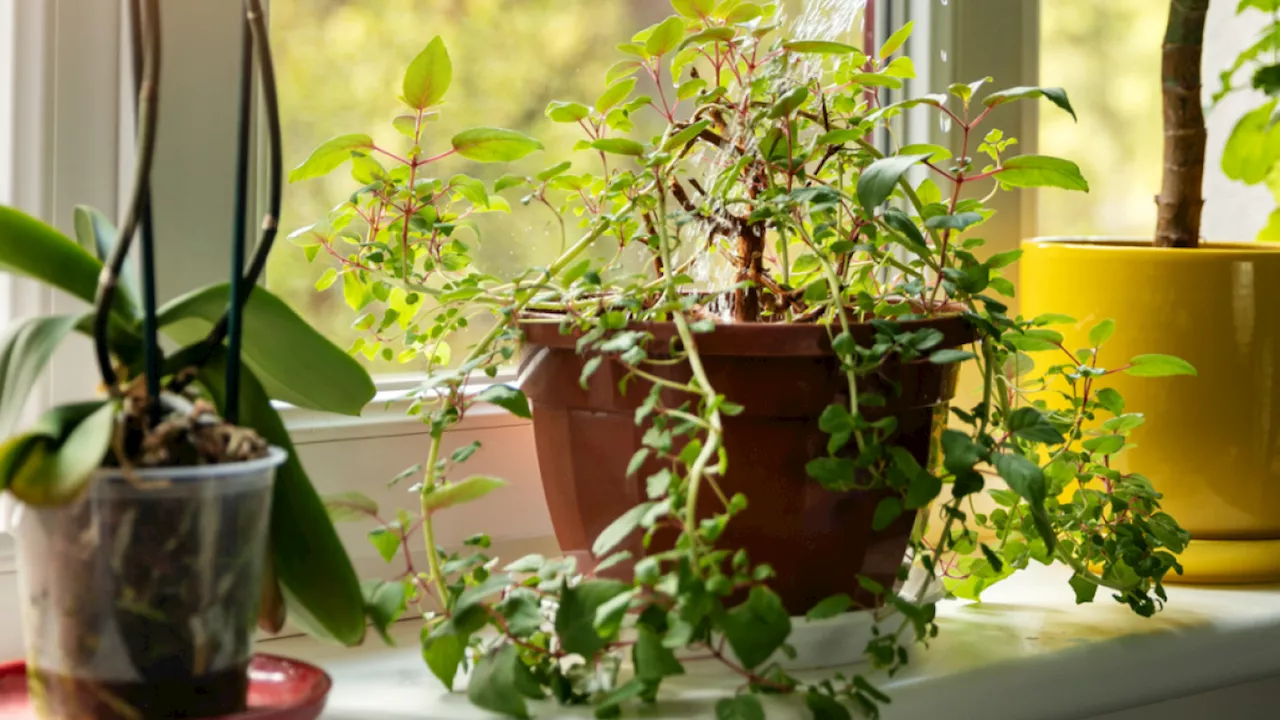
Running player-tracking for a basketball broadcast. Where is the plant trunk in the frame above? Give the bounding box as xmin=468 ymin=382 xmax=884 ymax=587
xmin=1154 ymin=0 xmax=1209 ymax=249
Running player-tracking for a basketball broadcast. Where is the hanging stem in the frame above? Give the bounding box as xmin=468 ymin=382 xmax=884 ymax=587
xmin=226 ymin=15 xmax=255 ymax=423
xmin=94 ymin=0 xmax=161 ymax=393
xmin=1154 ymin=0 xmax=1208 ymax=249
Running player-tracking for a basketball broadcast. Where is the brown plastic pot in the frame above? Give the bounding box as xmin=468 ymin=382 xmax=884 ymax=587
xmin=520 ymin=316 xmax=974 ymax=615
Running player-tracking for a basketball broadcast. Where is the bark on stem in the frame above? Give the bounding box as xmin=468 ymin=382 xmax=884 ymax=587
xmin=1154 ymin=0 xmax=1209 ymax=249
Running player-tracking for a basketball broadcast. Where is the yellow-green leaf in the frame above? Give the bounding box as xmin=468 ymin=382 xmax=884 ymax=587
xmin=402 ymin=36 xmax=452 ymax=110
xmin=421 ymin=475 xmax=507 ymax=514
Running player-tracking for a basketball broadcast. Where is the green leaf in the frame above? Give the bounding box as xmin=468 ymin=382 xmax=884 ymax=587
xmin=998 ymin=155 xmax=1089 ymax=192
xmin=546 ymin=101 xmax=591 ymax=123
xmin=593 ymin=502 xmax=653 ymax=556
xmin=476 ymin=384 xmax=533 ymax=418
xmin=467 ymin=645 xmax=531 ymax=720
xmin=805 ymin=456 xmax=855 ymax=490
xmin=806 ymin=691 xmax=853 ymax=720
xmin=1125 ymin=354 xmax=1197 ymax=378
xmin=716 ymin=695 xmax=765 ymax=720
xmin=342 ymin=271 xmax=373 ymax=311
xmin=421 ymin=623 xmax=468 ymax=691
xmin=367 ymin=527 xmax=401 ymax=563
xmin=872 ymin=496 xmax=902 ymax=531
xmin=403 ymin=36 xmax=452 ymax=110
xmin=646 ymin=16 xmax=687 ymax=56
xmin=858 ymin=153 xmax=930 ymax=208
xmin=983 ymin=86 xmax=1077 ymax=121
xmin=1095 ymin=387 xmax=1125 ymax=415
xmin=879 ymin=20 xmax=913 ymax=59
xmin=1068 ymin=574 xmax=1098 ymax=604
xmin=596 ymin=78 xmax=637 ymax=113
xmin=898 ymin=143 xmax=952 ymax=162
xmin=993 ymin=453 xmax=1055 ymax=552
xmin=556 ymin=579 xmax=630 ymax=657
xmin=924 ymin=212 xmax=983 ymax=232
xmin=1089 ymin=319 xmax=1116 ymax=347
xmin=1006 ymin=407 xmax=1065 ymax=444
xmin=288 ymin=134 xmax=375 ymax=182
xmin=679 ymin=27 xmax=736 ymax=51
xmin=929 ymin=348 xmax=975 ymax=364
xmin=806 ymin=593 xmax=854 ymax=621
xmin=362 ymin=579 xmax=408 ymax=645
xmin=5 ymin=401 xmax=115 ymax=505
xmin=1082 ymin=435 xmax=1126 ymax=456
xmin=158 ymin=284 xmax=375 ymax=416
xmin=497 ymin=591 xmax=544 ymax=637
xmin=591 ymin=138 xmax=647 ymax=156
xmin=452 ymin=128 xmax=544 ymax=163
xmin=783 ymin=40 xmax=860 ymax=54
xmin=768 ymin=86 xmax=810 ymax=118
xmin=199 ymin=354 xmax=366 ymax=647
xmin=672 ymin=0 xmax=716 ymax=18
xmin=1222 ymin=100 xmax=1280 ymax=184
xmin=73 ymin=206 xmax=138 ymax=309
xmin=0 ymin=315 xmax=81 ymax=435
xmin=456 ymin=573 xmax=514 ymax=612
xmin=633 ymin=626 xmax=684 ymax=681
xmin=719 ymin=586 xmax=791 ymax=669
xmin=422 ymin=476 xmax=507 ymax=514
xmin=0 ymin=207 xmax=131 ymax=319
xmin=323 ymin=491 xmax=379 ymax=523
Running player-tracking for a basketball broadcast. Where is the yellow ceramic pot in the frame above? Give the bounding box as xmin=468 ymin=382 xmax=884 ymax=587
xmin=1020 ymin=239 xmax=1280 ymax=583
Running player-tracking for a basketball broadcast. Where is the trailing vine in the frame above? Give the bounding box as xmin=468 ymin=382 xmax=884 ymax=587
xmin=296 ymin=3 xmax=1192 ymax=717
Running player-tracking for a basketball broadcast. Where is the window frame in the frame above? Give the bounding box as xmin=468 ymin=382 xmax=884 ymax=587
xmin=0 ymin=0 xmax=1040 ymax=650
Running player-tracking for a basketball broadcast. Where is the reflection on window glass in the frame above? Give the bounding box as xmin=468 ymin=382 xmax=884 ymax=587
xmin=1038 ymin=1 xmax=1163 ymax=240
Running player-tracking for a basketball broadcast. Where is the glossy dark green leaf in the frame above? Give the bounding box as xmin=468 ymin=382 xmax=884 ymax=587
xmin=1006 ymin=407 xmax=1065 ymax=444
xmin=403 ymin=36 xmax=452 ymax=110
xmin=806 ymin=691 xmax=853 ymax=720
xmin=983 ymin=86 xmax=1077 ymax=121
xmin=872 ymin=496 xmax=902 ymax=531
xmin=476 ymin=384 xmax=532 ymax=418
xmin=633 ymin=625 xmax=684 ymax=681
xmin=288 ymin=134 xmax=375 ymax=182
xmin=0 ymin=207 xmax=132 ymax=319
xmin=0 ymin=315 xmax=81 ymax=435
xmin=362 ymin=579 xmax=408 ymax=645
xmin=73 ymin=206 xmax=138 ymax=311
xmin=716 ymin=694 xmax=765 ymax=720
xmin=452 ymin=128 xmax=544 ymax=163
xmin=467 ymin=645 xmax=530 ymax=720
xmin=1069 ymin=574 xmax=1098 ymax=604
xmin=422 ymin=622 xmax=469 ymax=691
xmin=158 ymin=284 xmax=375 ymax=416
xmin=719 ymin=586 xmax=791 ymax=669
xmin=858 ymin=153 xmax=930 ymax=209
xmin=5 ymin=401 xmax=115 ymax=506
xmin=993 ymin=452 xmax=1055 ymax=552
xmin=555 ymin=579 xmax=629 ymax=657
xmin=928 ymin=348 xmax=975 ymax=364
xmin=199 ymin=354 xmax=366 ymax=647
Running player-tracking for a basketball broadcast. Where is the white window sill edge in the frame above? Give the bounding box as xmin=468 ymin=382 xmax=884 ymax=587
xmin=258 ymin=564 xmax=1280 ymax=720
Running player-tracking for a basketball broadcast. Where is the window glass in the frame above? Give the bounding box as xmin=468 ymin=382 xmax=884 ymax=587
xmin=1038 ymin=1 xmax=1273 ymax=242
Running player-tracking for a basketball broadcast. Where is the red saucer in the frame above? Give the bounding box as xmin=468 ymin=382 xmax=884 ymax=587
xmin=0 ymin=654 xmax=331 ymax=719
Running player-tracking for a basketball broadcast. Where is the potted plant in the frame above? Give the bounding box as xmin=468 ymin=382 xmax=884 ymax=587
xmin=295 ymin=2 xmax=1190 ymax=716
xmin=1021 ymin=0 xmax=1280 ymax=584
xmin=0 ymin=1 xmax=371 ymax=716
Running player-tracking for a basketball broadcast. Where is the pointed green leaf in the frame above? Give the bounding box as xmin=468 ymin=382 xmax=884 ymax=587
xmin=451 ymin=127 xmax=544 ymax=163
xmin=6 ymin=401 xmax=115 ymax=506
xmin=422 ymin=623 xmax=468 ymax=691
xmin=998 ymin=155 xmax=1089 ymax=192
xmin=1125 ymin=354 xmax=1197 ymax=378
xmin=402 ymin=36 xmax=452 ymax=110
xmin=323 ymin=491 xmax=379 ymax=522
xmin=546 ymin=101 xmax=591 ymax=123
xmin=783 ymin=40 xmax=860 ymax=54
xmin=0 ymin=315 xmax=82 ymax=435
xmin=858 ymin=153 xmax=930 ymax=208
xmin=0 ymin=207 xmax=132 ymax=319
xmin=476 ymin=384 xmax=532 ymax=418
xmin=73 ymin=206 xmax=138 ymax=311
xmin=421 ymin=475 xmax=506 ymax=514
xmin=716 ymin=695 xmax=765 ymax=720
xmin=718 ymin=586 xmax=791 ymax=669
xmin=672 ymin=0 xmax=716 ymax=18
xmin=591 ymin=138 xmax=647 ymax=156
xmin=645 ymin=16 xmax=687 ymax=57
xmin=556 ymin=579 xmax=630 ymax=656
xmin=467 ymin=645 xmax=531 ymax=720
xmin=983 ymin=86 xmax=1077 ymax=121
xmin=879 ymin=20 xmax=914 ymax=59
xmin=362 ymin=579 xmax=408 ymax=645
xmin=1088 ymin=319 xmax=1116 ymax=347
xmin=289 ymin=134 xmax=375 ymax=182
xmin=592 ymin=502 xmax=653 ymax=557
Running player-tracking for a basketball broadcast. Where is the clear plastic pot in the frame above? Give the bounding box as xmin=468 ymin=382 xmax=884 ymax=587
xmin=12 ymin=447 xmax=286 ymax=719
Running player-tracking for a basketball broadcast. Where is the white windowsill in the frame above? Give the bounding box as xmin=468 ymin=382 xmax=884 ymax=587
xmin=259 ymin=564 xmax=1280 ymax=720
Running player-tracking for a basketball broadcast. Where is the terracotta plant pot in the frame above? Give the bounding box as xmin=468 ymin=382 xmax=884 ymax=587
xmin=521 ymin=317 xmax=973 ymax=614
xmin=1021 ymin=238 xmax=1280 ymax=583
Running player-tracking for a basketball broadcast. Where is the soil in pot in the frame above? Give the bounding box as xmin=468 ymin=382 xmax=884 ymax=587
xmin=520 ymin=316 xmax=972 ymax=615
xmin=14 ymin=400 xmax=285 ymax=719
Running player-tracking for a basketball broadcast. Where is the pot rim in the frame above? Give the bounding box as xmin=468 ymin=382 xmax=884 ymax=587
xmin=520 ymin=312 xmax=977 ymax=358
xmin=92 ymin=445 xmax=288 ymax=483
xmin=1025 ymin=236 xmax=1280 ymax=255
